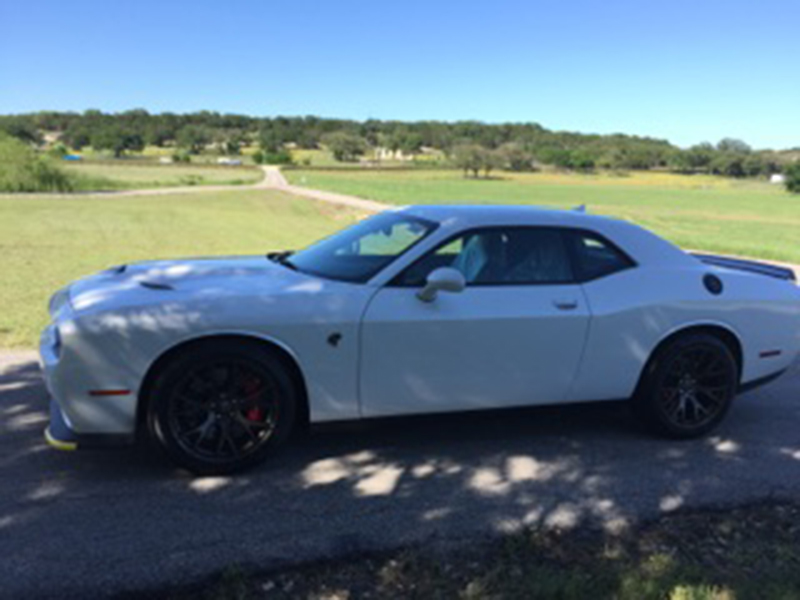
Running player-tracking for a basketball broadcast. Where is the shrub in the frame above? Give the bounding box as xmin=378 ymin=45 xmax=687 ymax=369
xmin=178 ymin=174 xmax=203 ymax=186
xmin=171 ymin=151 xmax=191 ymax=163
xmin=262 ymin=150 xmax=293 ymax=165
xmin=252 ymin=148 xmax=294 ymax=165
xmin=785 ymin=163 xmax=800 ymax=194
xmin=0 ymin=133 xmax=74 ymax=192
xmin=47 ymin=142 xmax=69 ymax=159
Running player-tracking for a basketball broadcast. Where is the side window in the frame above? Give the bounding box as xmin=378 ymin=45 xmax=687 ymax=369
xmin=569 ymin=231 xmax=635 ymax=281
xmin=395 ymin=228 xmax=574 ymax=286
xmin=501 ymin=229 xmax=573 ymax=284
xmin=398 ymin=237 xmax=465 ymax=286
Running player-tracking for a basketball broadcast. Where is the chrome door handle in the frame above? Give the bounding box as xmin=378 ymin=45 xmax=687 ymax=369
xmin=553 ymin=299 xmax=579 ymax=310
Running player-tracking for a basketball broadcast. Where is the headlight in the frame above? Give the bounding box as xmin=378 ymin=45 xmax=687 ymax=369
xmin=48 ymin=287 xmax=71 ymax=317
xmin=41 ymin=325 xmax=62 ymax=357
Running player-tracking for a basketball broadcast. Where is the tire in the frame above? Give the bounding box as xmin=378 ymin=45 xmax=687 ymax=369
xmin=146 ymin=340 xmax=298 ymax=475
xmin=634 ymin=333 xmax=738 ymax=439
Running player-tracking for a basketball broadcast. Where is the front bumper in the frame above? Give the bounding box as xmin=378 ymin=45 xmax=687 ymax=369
xmin=40 ymin=319 xmax=140 ymax=439
xmin=44 ymin=399 xmax=134 ymax=451
xmin=44 ymin=400 xmax=79 ymax=450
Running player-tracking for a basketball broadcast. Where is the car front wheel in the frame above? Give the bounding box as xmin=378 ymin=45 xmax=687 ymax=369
xmin=147 ymin=340 xmax=298 ymax=475
xmin=635 ymin=333 xmax=738 ymax=438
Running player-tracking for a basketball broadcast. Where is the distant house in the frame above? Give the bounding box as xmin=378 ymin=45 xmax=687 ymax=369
xmin=159 ymin=156 xmax=173 ymax=164
xmin=217 ymin=157 xmax=243 ymax=166
xmin=770 ymin=174 xmax=786 ymax=184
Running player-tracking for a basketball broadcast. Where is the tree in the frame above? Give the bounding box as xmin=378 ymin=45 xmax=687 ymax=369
xmin=685 ymin=143 xmax=715 ymax=171
xmin=482 ymin=148 xmax=503 ymax=178
xmin=668 ymin=150 xmax=693 ymax=174
xmin=568 ymin=149 xmax=595 ymax=172
xmin=90 ymin=127 xmax=144 ymax=157
xmin=451 ymin=143 xmax=486 ymax=178
xmin=321 ymin=131 xmax=368 ymax=162
xmin=222 ymin=131 xmax=246 ymax=155
xmin=144 ymin=124 xmax=174 ymax=147
xmin=6 ymin=110 xmax=788 ymax=181
xmin=0 ymin=116 xmax=42 ymax=145
xmin=386 ymin=128 xmax=423 ymax=158
xmin=62 ymin=126 xmax=92 ymax=150
xmin=537 ymin=147 xmax=574 ymax=169
xmin=710 ymin=154 xmax=746 ymax=178
xmin=785 ymin=163 xmax=800 ymax=194
xmin=496 ymin=143 xmax=533 ymax=171
xmin=176 ymin=125 xmax=212 ymax=154
xmin=717 ymin=138 xmax=751 ymax=154
xmin=743 ymin=154 xmax=765 ymax=177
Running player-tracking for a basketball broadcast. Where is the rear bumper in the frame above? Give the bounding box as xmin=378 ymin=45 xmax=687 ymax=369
xmin=44 ymin=400 xmax=134 ymax=451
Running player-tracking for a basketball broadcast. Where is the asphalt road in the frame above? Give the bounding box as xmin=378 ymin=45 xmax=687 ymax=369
xmin=1 ymin=351 xmax=798 ymax=598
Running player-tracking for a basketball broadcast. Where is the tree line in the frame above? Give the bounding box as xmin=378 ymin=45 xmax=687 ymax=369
xmin=0 ymin=109 xmax=797 ymax=180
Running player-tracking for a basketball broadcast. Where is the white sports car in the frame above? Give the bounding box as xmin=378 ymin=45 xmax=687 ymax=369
xmin=41 ymin=205 xmax=800 ymax=473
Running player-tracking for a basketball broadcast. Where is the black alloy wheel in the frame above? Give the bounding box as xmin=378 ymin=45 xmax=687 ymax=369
xmin=635 ymin=333 xmax=737 ymax=438
xmin=148 ymin=340 xmax=297 ymax=474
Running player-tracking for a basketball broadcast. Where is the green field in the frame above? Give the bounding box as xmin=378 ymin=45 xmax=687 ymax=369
xmin=61 ymin=162 xmax=264 ymax=190
xmin=0 ymin=190 xmax=357 ymax=348
xmin=285 ymin=169 xmax=800 ymax=264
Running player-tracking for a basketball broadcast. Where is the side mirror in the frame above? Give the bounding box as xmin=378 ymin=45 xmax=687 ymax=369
xmin=416 ymin=267 xmax=466 ymax=303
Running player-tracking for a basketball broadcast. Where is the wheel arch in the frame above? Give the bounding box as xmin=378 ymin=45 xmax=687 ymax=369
xmin=636 ymin=323 xmax=744 ymax=393
xmin=136 ymin=333 xmax=310 ymax=437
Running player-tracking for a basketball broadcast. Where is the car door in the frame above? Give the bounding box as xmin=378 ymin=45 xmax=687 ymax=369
xmin=359 ymin=226 xmax=591 ymax=417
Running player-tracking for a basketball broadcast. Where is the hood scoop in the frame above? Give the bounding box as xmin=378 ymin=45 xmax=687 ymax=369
xmin=105 ymin=264 xmax=128 ymax=275
xmin=140 ymin=280 xmax=175 ymax=291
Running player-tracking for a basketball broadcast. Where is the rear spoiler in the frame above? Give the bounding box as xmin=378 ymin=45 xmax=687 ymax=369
xmin=692 ymin=253 xmax=796 ymax=282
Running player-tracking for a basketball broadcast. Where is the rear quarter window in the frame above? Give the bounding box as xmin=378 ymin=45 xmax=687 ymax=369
xmin=569 ymin=231 xmax=636 ymax=281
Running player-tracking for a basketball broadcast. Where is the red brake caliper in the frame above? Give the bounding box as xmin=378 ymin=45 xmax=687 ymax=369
xmin=246 ymin=408 xmax=264 ymax=421
xmin=243 ymin=376 xmax=264 ymax=421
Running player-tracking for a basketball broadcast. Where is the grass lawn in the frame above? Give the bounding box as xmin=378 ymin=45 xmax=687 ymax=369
xmin=61 ymin=162 xmax=264 ymax=190
xmin=0 ymin=190 xmax=358 ymax=348
xmin=285 ymin=169 xmax=800 ymax=264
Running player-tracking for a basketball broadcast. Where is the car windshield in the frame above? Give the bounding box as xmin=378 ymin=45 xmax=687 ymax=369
xmin=286 ymin=212 xmax=438 ymax=283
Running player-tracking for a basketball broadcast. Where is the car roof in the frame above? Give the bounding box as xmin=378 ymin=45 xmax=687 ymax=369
xmin=400 ymin=204 xmax=618 ymax=228
xmin=397 ymin=204 xmax=696 ymax=267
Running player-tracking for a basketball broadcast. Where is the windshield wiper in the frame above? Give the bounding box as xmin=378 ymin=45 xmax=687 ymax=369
xmin=266 ymin=250 xmax=299 ymax=271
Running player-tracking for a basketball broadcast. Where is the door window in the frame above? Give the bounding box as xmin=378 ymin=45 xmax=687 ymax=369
xmin=395 ymin=227 xmax=574 ymax=286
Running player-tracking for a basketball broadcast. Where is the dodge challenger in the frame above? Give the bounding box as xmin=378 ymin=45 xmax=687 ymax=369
xmin=40 ymin=205 xmax=800 ymax=473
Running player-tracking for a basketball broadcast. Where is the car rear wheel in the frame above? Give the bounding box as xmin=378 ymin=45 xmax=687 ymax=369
xmin=147 ymin=340 xmax=297 ymax=475
xmin=635 ymin=333 xmax=738 ymax=438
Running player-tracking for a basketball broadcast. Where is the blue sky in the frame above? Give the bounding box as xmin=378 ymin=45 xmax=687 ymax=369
xmin=1 ymin=0 xmax=798 ymax=149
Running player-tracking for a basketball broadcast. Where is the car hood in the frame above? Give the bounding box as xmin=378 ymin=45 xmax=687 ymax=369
xmin=64 ymin=256 xmax=316 ymax=315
